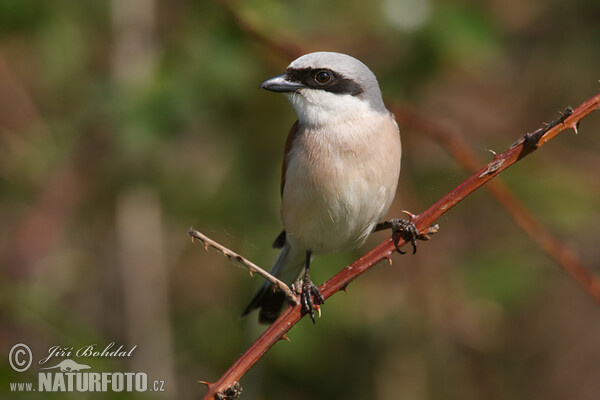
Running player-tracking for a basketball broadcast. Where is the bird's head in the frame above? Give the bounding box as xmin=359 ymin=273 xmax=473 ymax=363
xmin=260 ymin=52 xmax=387 ymax=125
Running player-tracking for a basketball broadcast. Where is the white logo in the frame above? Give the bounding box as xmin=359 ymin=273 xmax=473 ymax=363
xmin=8 ymin=342 xmax=165 ymax=393
xmin=39 ymin=359 xmax=91 ymax=372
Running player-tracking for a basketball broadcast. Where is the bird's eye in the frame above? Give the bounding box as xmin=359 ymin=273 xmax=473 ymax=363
xmin=315 ymin=70 xmax=331 ymax=84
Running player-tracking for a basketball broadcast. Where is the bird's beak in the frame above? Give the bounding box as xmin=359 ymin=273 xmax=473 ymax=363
xmin=260 ymin=73 xmax=305 ymax=93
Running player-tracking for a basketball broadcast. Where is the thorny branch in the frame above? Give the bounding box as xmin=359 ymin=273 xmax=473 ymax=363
xmin=196 ymin=93 xmax=600 ymax=400
xmin=392 ymin=105 xmax=600 ymax=306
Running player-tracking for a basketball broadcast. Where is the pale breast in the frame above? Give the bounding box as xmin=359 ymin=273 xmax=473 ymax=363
xmin=281 ymin=113 xmax=401 ymax=255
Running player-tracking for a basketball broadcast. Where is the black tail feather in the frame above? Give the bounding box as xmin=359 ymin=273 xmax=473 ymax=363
xmin=241 ymin=284 xmax=286 ymax=324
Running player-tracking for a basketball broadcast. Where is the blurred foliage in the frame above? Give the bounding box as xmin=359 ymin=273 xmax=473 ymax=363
xmin=1 ymin=0 xmax=599 ymax=399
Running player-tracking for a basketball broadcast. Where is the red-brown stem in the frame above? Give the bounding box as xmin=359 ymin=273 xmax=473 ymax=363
xmin=200 ymin=93 xmax=600 ymax=399
xmin=392 ymin=104 xmax=600 ymax=303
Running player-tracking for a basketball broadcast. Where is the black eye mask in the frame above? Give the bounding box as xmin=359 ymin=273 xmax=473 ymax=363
xmin=285 ymin=68 xmax=364 ymax=97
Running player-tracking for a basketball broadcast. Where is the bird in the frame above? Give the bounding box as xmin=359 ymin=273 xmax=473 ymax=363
xmin=242 ymin=51 xmax=415 ymax=324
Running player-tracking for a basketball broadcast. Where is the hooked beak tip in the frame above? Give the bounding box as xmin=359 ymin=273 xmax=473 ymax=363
xmin=260 ymin=73 xmax=304 ymax=93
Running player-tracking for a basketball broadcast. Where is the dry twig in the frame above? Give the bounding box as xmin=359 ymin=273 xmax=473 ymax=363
xmin=188 ymin=228 xmax=297 ymax=305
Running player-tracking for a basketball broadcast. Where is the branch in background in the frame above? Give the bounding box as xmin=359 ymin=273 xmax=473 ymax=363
xmin=188 ymin=228 xmax=297 ymax=305
xmin=392 ymin=104 xmax=600 ymax=305
xmin=198 ymin=93 xmax=600 ymax=400
xmin=217 ymin=0 xmax=304 ymax=61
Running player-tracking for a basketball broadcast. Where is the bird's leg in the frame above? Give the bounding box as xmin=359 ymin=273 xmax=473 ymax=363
xmin=375 ymin=214 xmax=419 ymax=255
xmin=300 ymin=250 xmax=324 ymax=324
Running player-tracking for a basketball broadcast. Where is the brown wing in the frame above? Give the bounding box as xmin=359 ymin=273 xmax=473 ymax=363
xmin=280 ymin=120 xmax=300 ymax=197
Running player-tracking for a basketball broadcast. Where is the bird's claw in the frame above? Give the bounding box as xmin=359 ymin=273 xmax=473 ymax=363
xmin=388 ymin=218 xmax=419 ymax=255
xmin=300 ymin=278 xmax=324 ymax=324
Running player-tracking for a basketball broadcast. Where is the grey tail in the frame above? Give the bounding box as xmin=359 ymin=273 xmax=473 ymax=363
xmin=241 ymin=241 xmax=305 ymax=324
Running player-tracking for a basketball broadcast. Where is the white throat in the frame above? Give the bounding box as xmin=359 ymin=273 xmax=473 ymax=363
xmin=286 ymin=89 xmax=386 ymax=126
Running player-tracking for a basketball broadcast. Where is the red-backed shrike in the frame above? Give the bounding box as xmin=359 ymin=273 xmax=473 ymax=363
xmin=243 ymin=52 xmax=414 ymax=323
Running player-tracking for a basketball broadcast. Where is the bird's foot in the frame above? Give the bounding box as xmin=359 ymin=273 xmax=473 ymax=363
xmin=294 ymin=276 xmax=324 ymax=324
xmin=381 ymin=215 xmax=419 ymax=255
xmin=375 ymin=212 xmax=440 ymax=255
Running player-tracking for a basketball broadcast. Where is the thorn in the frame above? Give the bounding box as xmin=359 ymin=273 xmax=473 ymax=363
xmin=487 ymin=149 xmax=497 ymax=157
xmin=248 ymin=270 xmax=253 ymax=277
xmin=386 ymin=255 xmax=393 ymax=265
xmin=203 ymin=242 xmax=209 ymax=251
xmin=281 ymin=334 xmax=291 ymax=342
xmin=401 ymin=210 xmax=416 ymax=219
xmin=198 ymin=380 xmax=212 ymax=387
xmin=570 ymin=122 xmax=579 ymax=134
xmin=340 ymin=284 xmax=348 ymax=294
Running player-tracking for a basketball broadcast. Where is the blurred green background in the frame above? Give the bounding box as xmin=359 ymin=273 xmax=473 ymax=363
xmin=1 ymin=0 xmax=599 ymax=399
